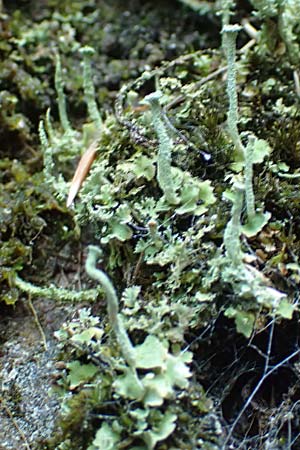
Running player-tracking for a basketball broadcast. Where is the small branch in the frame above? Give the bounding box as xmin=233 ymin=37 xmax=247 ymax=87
xmin=242 ymin=18 xmax=259 ymax=40
xmin=222 ymin=348 xmax=300 ymax=449
xmin=27 ymin=294 xmax=48 ymax=351
xmin=0 ymin=398 xmax=31 ymax=450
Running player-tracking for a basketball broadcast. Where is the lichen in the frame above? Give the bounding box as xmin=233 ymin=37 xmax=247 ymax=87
xmin=2 ymin=1 xmax=300 ymax=449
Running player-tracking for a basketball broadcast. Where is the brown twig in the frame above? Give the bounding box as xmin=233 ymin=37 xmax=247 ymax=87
xmin=0 ymin=398 xmax=32 ymax=450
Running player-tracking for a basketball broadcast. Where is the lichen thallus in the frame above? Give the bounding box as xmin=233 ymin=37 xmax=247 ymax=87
xmin=66 ymin=97 xmax=211 ymax=208
xmin=66 ymin=53 xmax=224 ymax=208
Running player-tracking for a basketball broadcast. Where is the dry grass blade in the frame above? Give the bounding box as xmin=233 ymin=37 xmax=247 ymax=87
xmin=66 ymin=139 xmax=99 ymax=208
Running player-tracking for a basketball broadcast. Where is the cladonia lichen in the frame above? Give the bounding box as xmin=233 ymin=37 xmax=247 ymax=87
xmin=142 ymin=91 xmax=179 ymax=204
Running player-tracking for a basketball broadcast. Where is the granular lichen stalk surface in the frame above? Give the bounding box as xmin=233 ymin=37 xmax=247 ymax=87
xmin=1 ymin=0 xmax=300 ymax=449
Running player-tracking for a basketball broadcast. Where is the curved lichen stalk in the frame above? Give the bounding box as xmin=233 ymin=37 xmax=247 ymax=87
xmin=66 ymin=46 xmax=104 ymax=207
xmin=79 ymin=46 xmax=103 ymax=130
xmin=54 ymin=52 xmax=72 ymax=134
xmin=85 ymin=245 xmax=137 ymax=370
xmin=142 ymin=91 xmax=179 ymax=204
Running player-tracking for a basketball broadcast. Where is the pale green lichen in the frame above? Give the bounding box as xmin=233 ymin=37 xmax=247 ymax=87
xmin=211 ymin=175 xmax=287 ymax=338
xmin=40 ymin=47 xmax=105 ymax=205
xmin=223 ymin=181 xmax=244 ymax=267
xmin=84 ymin=245 xmax=193 ymax=449
xmin=85 ymin=245 xmax=138 ymax=371
xmin=250 ymin=0 xmax=300 ymax=63
xmin=16 ymin=5 xmax=300 ymax=446
xmin=55 ymin=52 xmax=72 ymax=134
xmin=142 ymin=91 xmax=179 ymax=205
xmin=79 ymin=46 xmax=103 ymax=130
xmin=244 ymin=135 xmax=256 ymax=220
xmin=278 ymin=0 xmax=300 ymax=64
xmin=242 ymin=136 xmax=271 ymax=237
xmin=222 ymin=24 xmax=244 ymax=161
xmin=56 ymin=303 xmax=194 ymax=450
xmin=15 ymin=275 xmax=99 ymax=302
xmin=223 ymin=23 xmax=271 ymax=238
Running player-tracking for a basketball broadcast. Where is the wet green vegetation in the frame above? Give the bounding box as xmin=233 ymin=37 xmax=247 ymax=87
xmin=2 ymin=0 xmax=300 ymax=449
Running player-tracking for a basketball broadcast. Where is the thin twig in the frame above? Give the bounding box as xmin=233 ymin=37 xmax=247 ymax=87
xmin=0 ymin=397 xmax=32 ymax=450
xmin=264 ymin=317 xmax=275 ymax=376
xmin=222 ymin=348 xmax=300 ymax=449
xmin=238 ymin=38 xmax=256 ymax=53
xmin=27 ymin=294 xmax=48 ymax=351
xmin=242 ymin=18 xmax=259 ymax=40
xmin=165 ymin=65 xmax=228 ymax=111
xmin=131 ymin=251 xmax=144 ymax=284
